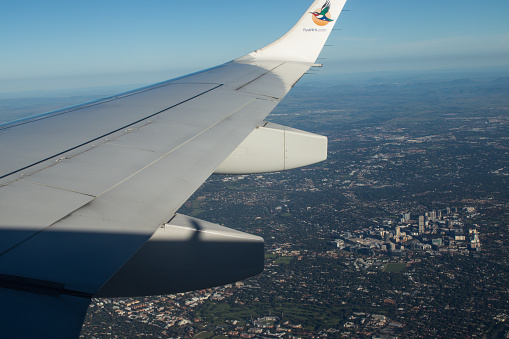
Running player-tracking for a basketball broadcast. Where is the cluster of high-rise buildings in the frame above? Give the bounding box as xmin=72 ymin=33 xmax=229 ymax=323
xmin=337 ymin=206 xmax=482 ymax=255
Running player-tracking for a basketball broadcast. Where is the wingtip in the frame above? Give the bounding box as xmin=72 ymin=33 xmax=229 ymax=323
xmin=240 ymin=0 xmax=348 ymax=63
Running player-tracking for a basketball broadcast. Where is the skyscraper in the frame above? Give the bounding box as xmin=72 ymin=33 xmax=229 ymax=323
xmin=419 ymin=215 xmax=425 ymax=234
xmin=429 ymin=210 xmax=436 ymax=221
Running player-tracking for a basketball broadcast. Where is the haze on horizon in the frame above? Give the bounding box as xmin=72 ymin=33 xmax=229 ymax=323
xmin=1 ymin=0 xmax=508 ymax=94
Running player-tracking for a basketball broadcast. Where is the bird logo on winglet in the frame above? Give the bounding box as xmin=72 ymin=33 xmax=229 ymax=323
xmin=310 ymin=0 xmax=334 ymax=26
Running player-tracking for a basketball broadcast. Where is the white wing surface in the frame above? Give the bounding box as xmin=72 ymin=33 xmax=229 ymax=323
xmin=0 ymin=0 xmax=347 ymax=337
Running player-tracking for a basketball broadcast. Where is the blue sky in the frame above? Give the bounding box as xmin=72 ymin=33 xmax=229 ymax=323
xmin=1 ymin=0 xmax=508 ymax=93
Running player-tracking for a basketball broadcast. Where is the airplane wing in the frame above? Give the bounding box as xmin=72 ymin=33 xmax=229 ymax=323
xmin=0 ymin=0 xmax=347 ymax=337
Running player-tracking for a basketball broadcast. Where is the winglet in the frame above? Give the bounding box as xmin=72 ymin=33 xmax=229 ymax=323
xmin=237 ymin=0 xmax=347 ymax=63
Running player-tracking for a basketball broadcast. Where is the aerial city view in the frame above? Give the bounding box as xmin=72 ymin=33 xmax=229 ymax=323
xmin=1 ymin=62 xmax=508 ymax=339
xmin=1 ymin=0 xmax=508 ymax=338
xmin=77 ymin=73 xmax=508 ymax=338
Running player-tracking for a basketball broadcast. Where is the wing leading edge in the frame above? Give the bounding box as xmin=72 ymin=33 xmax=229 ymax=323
xmin=0 ymin=0 xmax=348 ymax=337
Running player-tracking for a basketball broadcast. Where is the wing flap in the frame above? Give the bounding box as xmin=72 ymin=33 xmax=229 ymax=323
xmin=21 ymin=143 xmax=162 ymax=197
xmin=0 ymin=181 xmax=93 ymax=253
